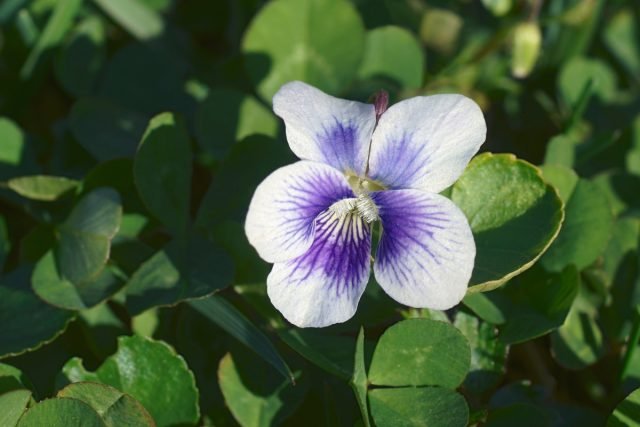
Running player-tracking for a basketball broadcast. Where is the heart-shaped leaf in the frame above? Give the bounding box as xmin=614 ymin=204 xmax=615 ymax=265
xmin=451 ymin=153 xmax=564 ymax=292
xmin=61 ymin=335 xmax=199 ymax=427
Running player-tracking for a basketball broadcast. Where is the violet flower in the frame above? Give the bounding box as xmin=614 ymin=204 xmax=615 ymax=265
xmin=245 ymin=81 xmax=486 ymax=327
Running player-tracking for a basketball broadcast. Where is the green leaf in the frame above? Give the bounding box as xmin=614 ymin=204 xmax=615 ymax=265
xmin=481 ymin=0 xmax=511 ymax=16
xmin=0 ymin=267 xmax=74 ymax=359
xmin=91 ymin=0 xmax=163 ymax=40
xmin=0 ymin=364 xmax=33 ymax=394
xmin=278 ymin=329 xmax=354 ymax=381
xmin=539 ymin=164 xmax=578 ymax=203
xmin=350 ymin=328 xmax=370 ymax=427
xmin=190 ymin=296 xmax=293 ymax=382
xmin=57 ymin=382 xmax=154 ymax=427
xmin=0 ymin=117 xmax=37 ymax=180
xmin=558 ymin=57 xmax=617 ymax=107
xmin=608 ymin=388 xmax=640 ymax=427
xmin=7 ymin=175 xmax=78 ymax=201
xmin=369 ymin=387 xmax=469 ymax=427
xmin=368 ymin=319 xmax=470 ymax=388
xmin=454 ymin=312 xmax=507 ymax=395
xmin=134 ymin=112 xmax=192 ymax=236
xmin=489 ymin=266 xmax=579 ymax=344
xmin=195 ymin=88 xmax=278 ymax=160
xmin=540 ymin=178 xmax=614 ymax=272
xmin=17 ymin=398 xmax=105 ymax=427
xmin=20 ymin=0 xmax=83 ymax=79
xmin=0 ymin=217 xmax=10 ymax=272
xmin=357 ymin=26 xmax=424 ymax=89
xmin=551 ymin=303 xmax=604 ymax=370
xmin=54 ymin=16 xmax=106 ymax=97
xmin=463 ymin=293 xmax=506 ymax=325
xmin=451 ymin=153 xmax=564 ymax=292
xmin=603 ymin=9 xmax=640 ymax=78
xmin=54 ymin=187 xmax=121 ymax=285
xmin=543 ymin=134 xmax=578 ymax=168
xmin=97 ymin=43 xmax=192 ymax=115
xmin=0 ymin=389 xmax=32 ymax=427
xmin=62 ymin=335 xmax=199 ymax=427
xmin=125 ymin=234 xmax=233 ymax=314
xmin=218 ymin=351 xmax=306 ymax=427
xmin=592 ymin=171 xmax=640 ymax=218
xmin=32 ymin=252 xmax=123 ymax=310
xmin=69 ymin=99 xmax=148 ymax=162
xmin=242 ymin=0 xmax=365 ymax=101
xmin=196 ymin=135 xmax=293 ymax=229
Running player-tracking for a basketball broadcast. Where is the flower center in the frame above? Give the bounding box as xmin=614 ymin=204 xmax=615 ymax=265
xmin=329 ymin=175 xmax=384 ymax=223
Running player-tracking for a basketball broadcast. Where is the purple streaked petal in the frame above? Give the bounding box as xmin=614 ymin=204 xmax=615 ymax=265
xmin=372 ymin=190 xmax=475 ymax=310
xmin=267 ymin=210 xmax=371 ymax=327
xmin=245 ymin=161 xmax=354 ymax=263
xmin=273 ymin=81 xmax=376 ymax=175
xmin=368 ymin=94 xmax=486 ymax=193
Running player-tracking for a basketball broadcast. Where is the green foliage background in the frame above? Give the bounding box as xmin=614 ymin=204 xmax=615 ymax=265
xmin=0 ymin=0 xmax=639 ymax=425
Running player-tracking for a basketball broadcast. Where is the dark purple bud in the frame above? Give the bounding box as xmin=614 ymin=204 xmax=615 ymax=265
xmin=373 ymin=90 xmax=389 ymax=122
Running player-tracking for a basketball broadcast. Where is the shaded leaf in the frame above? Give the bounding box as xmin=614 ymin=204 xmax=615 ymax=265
xmin=451 ymin=153 xmax=564 ymax=292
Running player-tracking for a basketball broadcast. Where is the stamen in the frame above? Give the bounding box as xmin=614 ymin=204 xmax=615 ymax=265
xmin=329 ymin=198 xmax=356 ymax=217
xmin=355 ymin=194 xmax=379 ymax=223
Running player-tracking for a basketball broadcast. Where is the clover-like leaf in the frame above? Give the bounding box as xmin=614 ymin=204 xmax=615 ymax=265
xmin=125 ymin=234 xmax=233 ymax=315
xmin=242 ymin=0 xmax=365 ymax=101
xmin=57 ymin=382 xmax=154 ymax=427
xmin=0 ymin=389 xmax=32 ymax=427
xmin=369 ymin=387 xmax=468 ymax=427
xmin=16 ymin=398 xmax=105 ymax=427
xmin=368 ymin=319 xmax=470 ymax=388
xmin=451 ymin=153 xmax=564 ymax=292
xmin=0 ymin=267 xmax=75 ymax=359
xmin=61 ymin=335 xmax=199 ymax=427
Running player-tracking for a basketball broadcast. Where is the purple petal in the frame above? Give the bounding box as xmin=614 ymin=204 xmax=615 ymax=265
xmin=245 ymin=161 xmax=354 ymax=263
xmin=273 ymin=81 xmax=376 ymax=175
xmin=372 ymin=190 xmax=475 ymax=310
xmin=267 ymin=210 xmax=371 ymax=327
xmin=368 ymin=94 xmax=486 ymax=193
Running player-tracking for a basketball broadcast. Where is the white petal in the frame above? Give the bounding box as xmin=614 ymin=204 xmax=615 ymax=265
xmin=273 ymin=81 xmax=377 ymax=176
xmin=267 ymin=210 xmax=371 ymax=327
xmin=368 ymin=94 xmax=486 ymax=193
xmin=245 ymin=161 xmax=354 ymax=263
xmin=372 ymin=190 xmax=475 ymax=310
